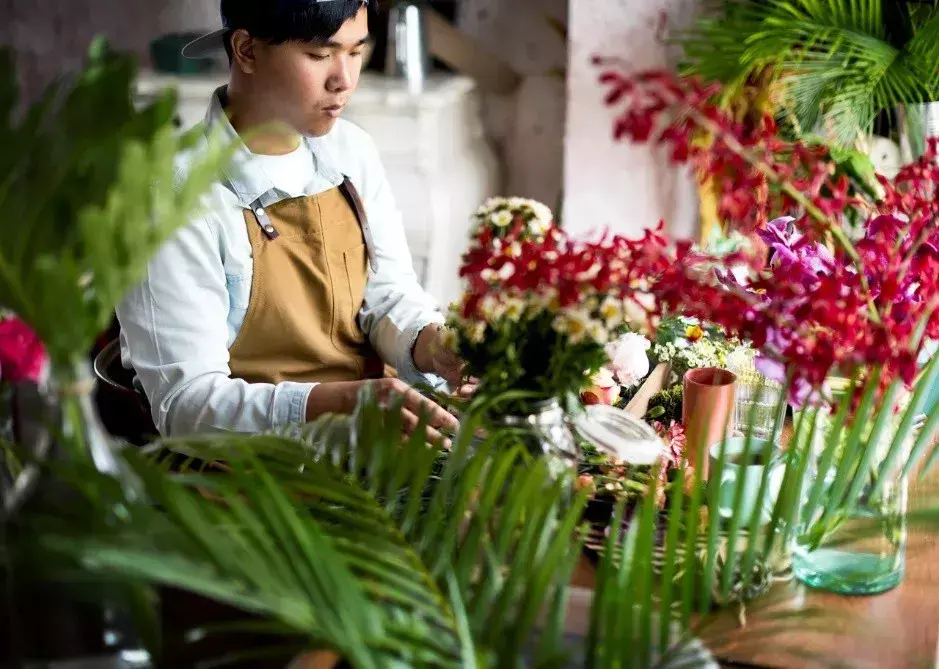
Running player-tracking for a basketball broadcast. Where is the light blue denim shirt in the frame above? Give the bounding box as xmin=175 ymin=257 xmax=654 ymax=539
xmin=116 ymin=87 xmax=445 ymax=436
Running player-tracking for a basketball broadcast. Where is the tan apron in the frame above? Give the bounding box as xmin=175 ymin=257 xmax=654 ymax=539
xmin=228 ymin=177 xmax=384 ymax=384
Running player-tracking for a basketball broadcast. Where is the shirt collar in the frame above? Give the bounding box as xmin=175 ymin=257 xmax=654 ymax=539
xmin=204 ymin=86 xmax=343 ymax=207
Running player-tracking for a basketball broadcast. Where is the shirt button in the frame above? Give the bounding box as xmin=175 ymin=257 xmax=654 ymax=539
xmin=264 ymin=225 xmax=275 ymax=234
xmin=256 ymin=208 xmax=265 ymax=217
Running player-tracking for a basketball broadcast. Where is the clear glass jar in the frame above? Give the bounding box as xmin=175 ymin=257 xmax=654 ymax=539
xmin=791 ymin=400 xmax=913 ymax=595
xmin=492 ymin=397 xmax=579 ymax=477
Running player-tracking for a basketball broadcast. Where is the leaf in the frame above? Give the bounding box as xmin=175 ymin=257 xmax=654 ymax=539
xmin=679 ymin=0 xmax=939 ymax=145
xmin=0 ymin=42 xmax=236 ymax=369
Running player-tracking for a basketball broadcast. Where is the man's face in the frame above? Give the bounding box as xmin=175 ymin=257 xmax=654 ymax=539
xmin=249 ymin=6 xmax=369 ymax=137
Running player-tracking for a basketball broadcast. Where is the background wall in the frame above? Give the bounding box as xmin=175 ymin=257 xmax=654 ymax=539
xmin=457 ymin=0 xmax=569 ymax=212
xmin=3 ymin=0 xmax=219 ymax=102
xmin=563 ymin=0 xmax=701 ymax=240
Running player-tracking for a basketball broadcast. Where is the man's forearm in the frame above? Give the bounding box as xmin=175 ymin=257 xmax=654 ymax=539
xmin=412 ymin=323 xmax=441 ymax=374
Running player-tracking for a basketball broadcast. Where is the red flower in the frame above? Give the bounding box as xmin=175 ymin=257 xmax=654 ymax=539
xmin=0 ymin=316 xmax=47 ymax=384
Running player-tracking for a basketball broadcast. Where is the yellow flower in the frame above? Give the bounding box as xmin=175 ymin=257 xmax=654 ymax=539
xmin=685 ymin=324 xmax=705 ymax=342
xmin=441 ymin=328 xmax=459 ymax=351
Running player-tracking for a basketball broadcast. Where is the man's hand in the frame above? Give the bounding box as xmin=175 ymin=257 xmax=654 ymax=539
xmin=413 ymin=325 xmax=476 ymax=396
xmin=305 ymin=377 xmax=459 ymax=448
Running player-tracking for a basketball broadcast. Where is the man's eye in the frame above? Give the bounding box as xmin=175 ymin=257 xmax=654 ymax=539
xmin=351 ymin=50 xmax=364 ymax=58
xmin=309 ymin=53 xmax=329 ymax=61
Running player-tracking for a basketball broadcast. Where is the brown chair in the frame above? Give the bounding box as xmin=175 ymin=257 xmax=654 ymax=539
xmin=92 ymin=339 xmax=158 ymax=445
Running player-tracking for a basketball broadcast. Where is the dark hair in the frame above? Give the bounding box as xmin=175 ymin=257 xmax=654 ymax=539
xmin=222 ymin=0 xmax=373 ymax=61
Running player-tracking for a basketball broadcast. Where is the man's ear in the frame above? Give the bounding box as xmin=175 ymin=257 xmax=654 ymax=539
xmin=230 ymin=28 xmax=258 ymax=74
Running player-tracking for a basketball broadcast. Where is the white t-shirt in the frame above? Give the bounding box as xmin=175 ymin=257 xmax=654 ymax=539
xmin=250 ymin=142 xmax=316 ymax=197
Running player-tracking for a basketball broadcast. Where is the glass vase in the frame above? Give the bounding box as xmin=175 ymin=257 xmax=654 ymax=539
xmin=5 ymin=359 xmax=151 ymax=667
xmin=491 ymin=397 xmax=579 ymax=478
xmin=791 ymin=399 xmax=912 ymax=595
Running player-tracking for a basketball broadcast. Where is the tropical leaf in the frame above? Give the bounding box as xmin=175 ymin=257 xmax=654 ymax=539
xmin=18 ymin=389 xmax=588 ymax=666
xmin=679 ymin=0 xmax=939 ymax=145
xmin=13 ymin=364 xmax=939 ymax=668
xmin=0 ymin=39 xmax=236 ymax=369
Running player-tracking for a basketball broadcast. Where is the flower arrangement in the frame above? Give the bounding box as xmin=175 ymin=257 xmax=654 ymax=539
xmin=577 ymin=420 xmax=687 ymax=511
xmin=471 ymin=196 xmax=555 ymax=243
xmin=447 ymin=199 xmax=668 ymax=409
xmin=592 ymin=65 xmax=939 ymax=411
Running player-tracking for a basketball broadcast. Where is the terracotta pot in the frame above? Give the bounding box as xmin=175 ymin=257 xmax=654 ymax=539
xmin=682 ymin=367 xmax=737 ymax=480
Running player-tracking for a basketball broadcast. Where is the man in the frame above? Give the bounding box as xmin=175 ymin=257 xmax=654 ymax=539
xmin=117 ymin=0 xmax=465 ymax=442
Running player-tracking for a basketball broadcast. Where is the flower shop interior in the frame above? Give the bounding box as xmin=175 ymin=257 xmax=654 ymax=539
xmin=3 ymin=1 xmax=939 ymax=668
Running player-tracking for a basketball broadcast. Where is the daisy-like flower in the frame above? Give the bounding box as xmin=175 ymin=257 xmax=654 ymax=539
xmin=480 ymin=294 xmax=506 ymax=322
xmin=503 ymin=296 xmax=527 ymax=321
xmin=556 ymin=308 xmax=592 ymax=344
xmin=587 ymin=320 xmax=610 ymax=345
xmin=491 ymin=210 xmax=513 ymax=227
xmin=599 ymin=296 xmax=624 ymax=329
xmin=467 ymin=320 xmax=487 ymax=344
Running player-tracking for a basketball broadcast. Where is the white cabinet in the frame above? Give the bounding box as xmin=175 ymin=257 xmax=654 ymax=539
xmin=134 ymin=71 xmax=501 ymax=309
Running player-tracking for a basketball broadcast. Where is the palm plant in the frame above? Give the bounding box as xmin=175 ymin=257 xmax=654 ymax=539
xmin=13 ymin=375 xmax=939 ymax=668
xmin=679 ymin=0 xmax=939 ymax=148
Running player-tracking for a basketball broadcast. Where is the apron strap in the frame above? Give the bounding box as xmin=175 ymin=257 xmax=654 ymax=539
xmin=248 ymin=199 xmax=280 ymax=240
xmin=338 ymin=176 xmax=379 ymax=272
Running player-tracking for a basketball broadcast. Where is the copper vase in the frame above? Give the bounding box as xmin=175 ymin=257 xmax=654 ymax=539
xmin=682 ymin=367 xmax=737 ymax=480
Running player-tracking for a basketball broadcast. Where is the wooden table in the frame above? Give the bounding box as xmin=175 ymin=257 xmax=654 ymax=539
xmin=569 ymin=469 xmax=939 ymax=669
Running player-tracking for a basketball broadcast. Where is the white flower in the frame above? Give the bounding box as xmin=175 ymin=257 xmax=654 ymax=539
xmin=480 ymin=294 xmax=505 ymax=322
xmin=590 ymin=366 xmax=617 ymax=389
xmin=555 ymin=308 xmax=592 ymax=344
xmin=574 ymin=262 xmax=602 ymax=282
xmin=588 ymin=321 xmax=610 ymax=345
xmin=606 ymin=332 xmax=651 ymax=388
xmin=491 ymin=210 xmax=513 ymax=227
xmin=599 ymin=296 xmax=624 ymax=329
xmin=467 ymin=321 xmax=487 ymax=343
xmin=503 ymin=296 xmax=526 ymax=321
xmin=497 ymin=262 xmax=516 ymax=280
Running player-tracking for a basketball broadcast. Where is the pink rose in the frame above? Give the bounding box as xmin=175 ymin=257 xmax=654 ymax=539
xmin=0 ymin=317 xmax=48 ymax=384
xmin=606 ymin=333 xmax=651 ymax=388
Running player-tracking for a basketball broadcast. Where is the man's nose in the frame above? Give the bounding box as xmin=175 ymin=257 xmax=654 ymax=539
xmin=327 ymin=58 xmax=353 ymax=93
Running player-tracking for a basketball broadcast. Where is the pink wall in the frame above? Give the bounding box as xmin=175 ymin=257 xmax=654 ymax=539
xmin=563 ymin=0 xmax=700 ymax=240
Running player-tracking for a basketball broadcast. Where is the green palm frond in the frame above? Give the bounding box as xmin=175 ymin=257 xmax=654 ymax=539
xmin=679 ymin=0 xmax=939 ymax=145
xmin=15 ymin=357 xmax=939 ymax=667
xmin=21 ymin=389 xmax=587 ymax=665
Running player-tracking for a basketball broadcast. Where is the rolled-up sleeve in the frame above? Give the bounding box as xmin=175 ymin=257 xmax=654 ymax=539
xmin=353 ymin=134 xmax=446 ymax=387
xmin=115 ymin=212 xmax=315 ymax=437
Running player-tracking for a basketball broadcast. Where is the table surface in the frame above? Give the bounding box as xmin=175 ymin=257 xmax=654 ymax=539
xmin=570 ymin=467 xmax=939 ymax=669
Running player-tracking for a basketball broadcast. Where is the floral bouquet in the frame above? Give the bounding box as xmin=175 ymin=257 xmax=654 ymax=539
xmin=471 ymin=196 xmax=555 ymax=243
xmin=590 ymin=63 xmax=939 ymax=592
xmin=446 ymin=198 xmax=668 ymax=412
